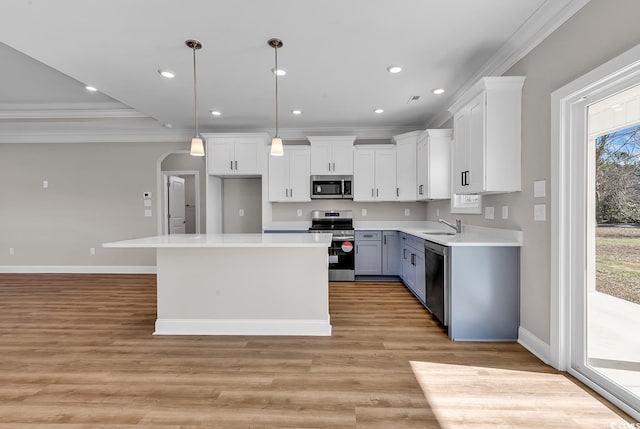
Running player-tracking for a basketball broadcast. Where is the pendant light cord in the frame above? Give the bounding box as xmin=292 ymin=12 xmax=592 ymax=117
xmin=274 ymin=44 xmax=279 ymax=138
xmin=192 ymin=44 xmax=199 ymax=137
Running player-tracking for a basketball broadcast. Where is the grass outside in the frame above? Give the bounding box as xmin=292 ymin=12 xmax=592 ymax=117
xmin=596 ymin=226 xmax=640 ymax=305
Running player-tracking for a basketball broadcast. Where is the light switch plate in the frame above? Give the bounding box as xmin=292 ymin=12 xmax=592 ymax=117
xmin=502 ymin=205 xmax=509 ymax=219
xmin=297 ymin=209 xmax=303 ymax=217
xmin=9 ymin=247 xmax=15 ymax=255
xmin=42 ymin=180 xmax=48 ymax=189
xmin=534 ymin=180 xmax=546 ymax=198
xmin=534 ymin=204 xmax=546 ymax=221
xmin=90 ymin=247 xmax=96 ymax=255
xmin=485 ymin=206 xmax=495 ymax=220
xmin=361 ymin=209 xmax=367 ymax=217
xmin=404 ymin=208 xmax=410 ymax=216
xmin=239 ymin=209 xmax=245 ymax=217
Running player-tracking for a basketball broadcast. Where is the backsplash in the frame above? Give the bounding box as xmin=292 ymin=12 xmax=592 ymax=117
xmin=271 ymin=200 xmax=427 ymax=221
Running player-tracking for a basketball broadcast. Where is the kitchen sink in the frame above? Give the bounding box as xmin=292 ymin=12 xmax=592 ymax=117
xmin=423 ymin=231 xmax=456 ymax=235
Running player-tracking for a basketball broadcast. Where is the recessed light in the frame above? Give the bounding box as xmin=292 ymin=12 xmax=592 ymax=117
xmin=291 ymin=109 xmax=303 ymax=115
xmin=210 ymin=110 xmax=222 ymax=116
xmin=374 ymin=108 xmax=384 ymax=114
xmin=85 ymin=85 xmax=98 ymax=92
xmin=432 ymin=88 xmax=445 ymax=95
xmin=271 ymin=67 xmax=287 ymax=76
xmin=158 ymin=69 xmax=175 ymax=79
xmin=386 ymin=65 xmax=402 ymax=74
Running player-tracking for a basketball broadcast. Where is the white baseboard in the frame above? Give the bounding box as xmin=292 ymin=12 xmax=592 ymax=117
xmin=518 ymin=326 xmax=551 ymax=364
xmin=0 ymin=265 xmax=156 ymax=274
xmin=154 ymin=318 xmax=332 ymax=336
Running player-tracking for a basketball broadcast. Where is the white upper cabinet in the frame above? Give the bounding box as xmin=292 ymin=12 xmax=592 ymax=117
xmin=448 ymin=76 xmax=525 ymax=194
xmin=268 ymin=146 xmax=310 ymax=202
xmin=307 ymin=136 xmax=356 ymax=175
xmin=204 ymin=133 xmax=268 ymax=176
xmin=416 ymin=129 xmax=452 ymax=200
xmin=392 ymin=131 xmax=420 ymax=202
xmin=353 ymin=145 xmax=397 ymax=201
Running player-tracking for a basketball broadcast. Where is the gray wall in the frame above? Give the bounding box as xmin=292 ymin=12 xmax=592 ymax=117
xmin=0 ymin=141 xmax=184 ymax=267
xmin=223 ymin=178 xmax=262 ymax=233
xmin=426 ymin=0 xmax=640 ymax=344
xmin=161 ymin=152 xmax=206 ymax=233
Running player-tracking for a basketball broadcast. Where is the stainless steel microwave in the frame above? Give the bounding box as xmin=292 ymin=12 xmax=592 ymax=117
xmin=310 ymin=175 xmax=353 ymax=199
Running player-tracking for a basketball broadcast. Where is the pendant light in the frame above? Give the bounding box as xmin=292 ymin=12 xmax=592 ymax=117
xmin=186 ymin=39 xmax=205 ymax=157
xmin=268 ymin=38 xmax=284 ymax=156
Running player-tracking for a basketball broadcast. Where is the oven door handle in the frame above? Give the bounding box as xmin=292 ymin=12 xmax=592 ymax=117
xmin=333 ymin=235 xmax=355 ymax=241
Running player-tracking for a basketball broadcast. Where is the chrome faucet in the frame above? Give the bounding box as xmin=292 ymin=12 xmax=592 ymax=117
xmin=439 ymin=218 xmax=462 ymax=233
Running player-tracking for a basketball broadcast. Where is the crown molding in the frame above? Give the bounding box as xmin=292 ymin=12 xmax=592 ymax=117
xmin=0 ymin=101 xmax=148 ymax=120
xmin=0 ymin=128 xmax=192 ymax=144
xmin=425 ymin=0 xmax=590 ymax=128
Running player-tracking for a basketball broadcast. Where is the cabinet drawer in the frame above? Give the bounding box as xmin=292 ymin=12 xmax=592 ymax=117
xmin=356 ymin=230 xmax=382 ymax=241
xmin=406 ymin=235 xmax=424 ymax=253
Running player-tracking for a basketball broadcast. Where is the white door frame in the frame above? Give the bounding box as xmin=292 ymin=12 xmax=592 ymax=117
xmin=551 ymin=43 xmax=640 ymax=419
xmin=162 ymin=170 xmax=201 ymax=235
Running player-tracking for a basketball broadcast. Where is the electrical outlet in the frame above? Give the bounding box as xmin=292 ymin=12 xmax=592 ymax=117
xmin=239 ymin=209 xmax=245 ymax=217
xmin=144 ymin=199 xmax=152 ymax=207
xmin=9 ymin=247 xmax=15 ymax=255
xmin=485 ymin=206 xmax=495 ymax=220
xmin=404 ymin=208 xmax=410 ymax=216
xmin=361 ymin=208 xmax=367 ymax=217
xmin=502 ymin=205 xmax=509 ymax=219
xmin=90 ymin=247 xmax=96 ymax=255
xmin=143 ymin=192 xmax=152 ymax=199
xmin=297 ymin=209 xmax=303 ymax=217
xmin=42 ymin=180 xmax=48 ymax=189
xmin=144 ymin=210 xmax=152 ymax=217
xmin=534 ymin=180 xmax=546 ymax=198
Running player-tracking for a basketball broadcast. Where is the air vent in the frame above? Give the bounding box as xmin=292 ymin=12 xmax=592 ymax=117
xmin=407 ymin=95 xmax=421 ymax=104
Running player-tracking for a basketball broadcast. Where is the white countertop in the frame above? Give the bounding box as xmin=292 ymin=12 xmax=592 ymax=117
xmin=265 ymin=221 xmax=522 ymax=247
xmin=103 ymin=233 xmax=333 ymax=249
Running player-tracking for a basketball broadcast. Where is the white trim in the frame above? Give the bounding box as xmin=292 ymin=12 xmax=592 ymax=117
xmin=0 ymin=108 xmax=148 ymax=120
xmin=427 ymin=0 xmax=590 ymax=128
xmin=517 ymin=326 xmax=550 ymax=364
xmin=0 ymin=129 xmax=192 ymax=144
xmin=0 ymin=265 xmax=156 ymax=274
xmin=154 ymin=318 xmax=332 ymax=336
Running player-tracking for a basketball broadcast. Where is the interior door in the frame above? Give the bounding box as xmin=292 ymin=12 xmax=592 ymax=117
xmin=168 ymin=176 xmax=186 ymax=234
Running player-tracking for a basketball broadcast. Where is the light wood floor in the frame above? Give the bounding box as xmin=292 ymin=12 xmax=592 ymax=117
xmin=0 ymin=274 xmax=634 ymax=428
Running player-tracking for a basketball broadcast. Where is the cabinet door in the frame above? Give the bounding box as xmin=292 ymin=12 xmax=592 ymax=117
xmin=382 ymin=231 xmax=400 ymax=276
xmin=353 ymin=149 xmax=375 ymax=201
xmin=413 ymin=250 xmax=426 ymax=303
xmin=396 ymin=141 xmax=417 ymax=201
xmin=426 ymin=132 xmax=452 ymax=199
xmin=466 ymin=91 xmax=486 ymax=194
xmin=355 ymin=241 xmax=382 ymax=275
xmin=416 ymin=136 xmax=428 ymax=200
xmin=331 ymin=143 xmax=354 ymax=175
xmin=208 ymin=139 xmax=235 ymax=175
xmin=268 ymin=151 xmax=289 ymax=202
xmin=310 ymin=141 xmax=332 ymax=175
xmin=374 ymin=148 xmax=397 ymax=201
xmin=452 ymin=109 xmax=470 ymax=194
xmin=234 ymin=138 xmax=260 ymax=175
xmin=288 ymin=148 xmax=310 ymax=202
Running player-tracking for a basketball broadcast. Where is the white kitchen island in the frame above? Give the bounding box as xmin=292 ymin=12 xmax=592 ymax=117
xmin=103 ymin=233 xmax=332 ymax=336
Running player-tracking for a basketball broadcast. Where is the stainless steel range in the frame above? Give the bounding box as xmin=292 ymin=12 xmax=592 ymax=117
xmin=309 ymin=210 xmax=355 ymax=281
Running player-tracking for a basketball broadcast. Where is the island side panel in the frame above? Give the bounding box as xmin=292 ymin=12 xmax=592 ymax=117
xmin=155 ymin=246 xmax=330 ymax=335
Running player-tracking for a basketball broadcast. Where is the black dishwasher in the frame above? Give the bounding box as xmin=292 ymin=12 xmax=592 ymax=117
xmin=424 ymin=240 xmax=448 ymax=326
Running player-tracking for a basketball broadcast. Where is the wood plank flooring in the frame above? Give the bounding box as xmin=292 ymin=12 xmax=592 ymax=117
xmin=0 ymin=274 xmax=634 ymax=428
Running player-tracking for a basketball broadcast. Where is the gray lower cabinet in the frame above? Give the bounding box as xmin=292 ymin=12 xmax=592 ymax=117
xmin=355 ymin=231 xmax=382 ymax=275
xmin=382 ymin=231 xmax=400 ymax=275
xmin=447 ymin=246 xmax=520 ymax=341
xmin=400 ymin=233 xmax=425 ymax=303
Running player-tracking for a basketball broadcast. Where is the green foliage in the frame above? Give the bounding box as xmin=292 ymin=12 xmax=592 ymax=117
xmin=596 ymin=127 xmax=640 ymax=224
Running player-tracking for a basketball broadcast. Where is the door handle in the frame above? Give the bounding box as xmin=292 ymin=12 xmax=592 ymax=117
xmin=332 ymin=162 xmax=335 ymax=172
xmin=329 ymin=162 xmax=331 ymax=172
xmin=356 ymin=245 xmax=359 ymax=254
xmin=376 ymin=188 xmax=379 ymax=197
xmin=383 ymin=235 xmax=387 ymax=245
xmin=403 ymin=249 xmax=407 ymax=259
xmin=235 ymin=160 xmax=238 ymax=170
xmin=290 ymin=188 xmax=293 ymax=198
xmin=461 ymin=171 xmax=464 ymax=186
xmin=231 ymin=160 xmax=233 ymax=170
xmin=396 ymin=187 xmax=399 ymax=197
xmin=285 ymin=188 xmax=288 ymax=197
xmin=411 ymin=254 xmax=416 ymax=266
xmin=371 ymin=188 xmax=374 ymax=197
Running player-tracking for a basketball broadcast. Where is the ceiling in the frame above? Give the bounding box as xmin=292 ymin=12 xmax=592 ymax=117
xmin=0 ymin=0 xmax=588 ymax=143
